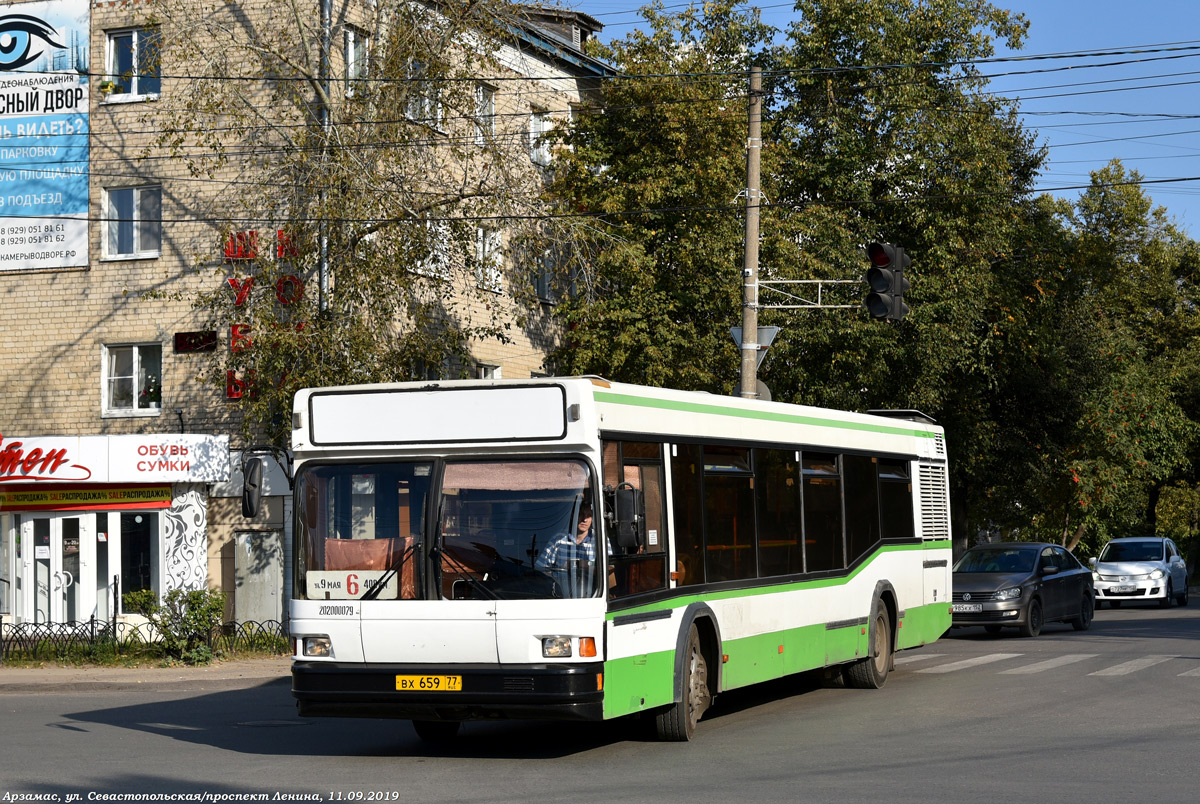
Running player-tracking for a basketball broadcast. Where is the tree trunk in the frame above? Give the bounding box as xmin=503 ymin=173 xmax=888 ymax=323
xmin=1065 ymin=520 xmax=1087 ymax=553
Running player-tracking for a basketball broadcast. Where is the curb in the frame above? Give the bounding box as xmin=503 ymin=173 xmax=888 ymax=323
xmin=0 ymin=657 xmax=293 ymax=694
xmin=0 ymin=675 xmax=291 ymax=694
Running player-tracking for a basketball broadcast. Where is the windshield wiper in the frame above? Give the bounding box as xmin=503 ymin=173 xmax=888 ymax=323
xmin=433 ymin=545 xmax=499 ymax=600
xmin=361 ymin=543 xmax=414 ymax=601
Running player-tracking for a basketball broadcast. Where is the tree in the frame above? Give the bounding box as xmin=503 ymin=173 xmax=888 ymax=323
xmin=546 ymin=1 xmax=774 ymax=389
xmin=139 ymin=0 xmax=586 ymax=442
xmin=550 ymin=0 xmax=1046 ymax=549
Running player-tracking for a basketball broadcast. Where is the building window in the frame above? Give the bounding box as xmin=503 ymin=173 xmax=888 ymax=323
xmin=119 ymin=512 xmax=160 ymax=603
xmin=533 ymin=249 xmax=555 ymax=302
xmin=104 ymin=185 xmax=162 ymax=259
xmin=345 ymin=26 xmax=369 ymax=94
xmin=414 ymin=217 xmax=450 ymax=279
xmin=475 ymin=83 xmax=495 ymax=145
xmin=405 ymin=62 xmax=443 ymax=129
xmin=476 ymin=364 xmax=500 ymax=380
xmin=106 ymin=28 xmax=160 ymax=100
xmin=529 ymin=109 xmax=551 ymax=166
xmin=475 ymin=227 xmax=502 ymax=291
xmin=103 ymin=343 xmax=162 ymax=416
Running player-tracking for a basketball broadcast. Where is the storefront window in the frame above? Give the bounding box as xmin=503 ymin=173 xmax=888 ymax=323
xmin=120 ymin=512 xmax=159 ymax=601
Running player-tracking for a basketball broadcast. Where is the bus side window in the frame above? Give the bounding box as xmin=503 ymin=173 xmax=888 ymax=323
xmin=803 ymin=452 xmax=845 ymax=572
xmin=671 ymin=444 xmax=705 ymax=586
xmin=603 ymin=440 xmax=668 ymax=597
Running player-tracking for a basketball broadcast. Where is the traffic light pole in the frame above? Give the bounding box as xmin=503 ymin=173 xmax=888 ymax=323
xmin=740 ymin=66 xmax=763 ymax=399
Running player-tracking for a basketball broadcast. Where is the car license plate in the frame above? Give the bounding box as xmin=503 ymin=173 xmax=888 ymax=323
xmin=1113 ymin=585 xmax=1134 ymax=593
xmin=396 ymin=675 xmax=462 ymax=692
xmin=952 ymin=603 xmax=982 ymax=613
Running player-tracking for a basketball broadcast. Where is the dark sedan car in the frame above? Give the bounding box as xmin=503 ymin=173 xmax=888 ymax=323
xmin=952 ymin=542 xmax=1095 ymax=637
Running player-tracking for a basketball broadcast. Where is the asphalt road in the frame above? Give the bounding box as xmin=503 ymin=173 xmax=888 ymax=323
xmin=2 ymin=601 xmax=1198 ymax=803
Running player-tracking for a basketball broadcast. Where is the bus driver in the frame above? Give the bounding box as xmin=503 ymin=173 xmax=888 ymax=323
xmin=536 ymin=503 xmax=598 ymax=597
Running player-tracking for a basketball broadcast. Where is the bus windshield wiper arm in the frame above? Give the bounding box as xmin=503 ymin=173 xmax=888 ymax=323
xmin=361 ymin=544 xmax=414 ymax=601
xmin=432 ymin=546 xmax=499 ymax=600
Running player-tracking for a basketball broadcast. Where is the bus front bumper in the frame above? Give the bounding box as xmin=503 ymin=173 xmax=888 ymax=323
xmin=291 ymin=661 xmax=606 ymax=722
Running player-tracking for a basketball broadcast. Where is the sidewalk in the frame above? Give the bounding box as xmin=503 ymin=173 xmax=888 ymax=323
xmin=0 ymin=655 xmax=293 ymax=694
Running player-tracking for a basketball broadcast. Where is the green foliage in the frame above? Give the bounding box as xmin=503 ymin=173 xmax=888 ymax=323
xmin=122 ymin=588 xmax=159 ymax=617
xmin=547 ymin=0 xmax=772 ymax=390
xmin=550 ymin=1 xmax=1200 ymax=553
xmin=142 ymin=589 xmax=228 ymax=665
xmin=143 ymin=0 xmax=577 ymax=444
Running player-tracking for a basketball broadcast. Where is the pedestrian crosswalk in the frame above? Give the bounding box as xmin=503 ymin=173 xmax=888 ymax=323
xmin=896 ymin=651 xmax=1200 ymax=676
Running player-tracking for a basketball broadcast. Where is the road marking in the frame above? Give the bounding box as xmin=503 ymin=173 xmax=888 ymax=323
xmin=916 ymin=653 xmax=1023 ymax=674
xmin=999 ymin=654 xmax=1099 ymax=674
xmin=895 ymin=653 xmax=947 ymax=665
xmin=1176 ymin=666 xmax=1200 ymax=677
xmin=1088 ymin=655 xmax=1177 ymax=676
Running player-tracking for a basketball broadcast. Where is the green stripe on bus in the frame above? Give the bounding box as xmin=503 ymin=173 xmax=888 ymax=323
xmin=594 ymin=390 xmax=939 ymax=439
xmin=603 ymin=600 xmax=951 ymax=719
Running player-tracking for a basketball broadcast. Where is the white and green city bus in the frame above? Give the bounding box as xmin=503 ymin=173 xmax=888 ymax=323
xmin=244 ymin=377 xmax=952 ymax=741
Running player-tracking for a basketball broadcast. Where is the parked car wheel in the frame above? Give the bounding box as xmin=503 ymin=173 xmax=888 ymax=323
xmin=1160 ymin=581 xmax=1174 ymax=608
xmin=1071 ymin=593 xmax=1093 ymax=631
xmin=1019 ymin=598 xmax=1043 ymax=638
xmin=1178 ymin=583 xmax=1189 ymax=606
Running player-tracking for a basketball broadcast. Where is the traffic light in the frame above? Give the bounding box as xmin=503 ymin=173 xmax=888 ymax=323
xmin=864 ymin=242 xmax=910 ymax=321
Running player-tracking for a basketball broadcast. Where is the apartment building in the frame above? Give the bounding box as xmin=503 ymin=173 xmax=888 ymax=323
xmin=0 ymin=0 xmax=607 ymax=628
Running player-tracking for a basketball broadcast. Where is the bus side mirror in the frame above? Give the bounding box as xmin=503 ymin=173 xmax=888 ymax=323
xmin=612 ymin=484 xmax=644 ymax=551
xmin=242 ymin=457 xmax=265 ymax=518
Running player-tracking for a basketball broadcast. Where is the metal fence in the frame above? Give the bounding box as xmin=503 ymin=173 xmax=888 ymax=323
xmin=0 ymin=617 xmax=288 ymax=662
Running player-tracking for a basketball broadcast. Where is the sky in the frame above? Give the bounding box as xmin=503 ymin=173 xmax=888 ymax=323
xmin=577 ymin=0 xmax=1200 ymax=237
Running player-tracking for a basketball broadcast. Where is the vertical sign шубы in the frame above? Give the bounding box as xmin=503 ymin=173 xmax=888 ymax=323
xmin=0 ymin=0 xmax=90 ymax=273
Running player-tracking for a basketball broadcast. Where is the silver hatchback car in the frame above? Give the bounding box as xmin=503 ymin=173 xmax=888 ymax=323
xmin=1090 ymin=537 xmax=1189 ymax=608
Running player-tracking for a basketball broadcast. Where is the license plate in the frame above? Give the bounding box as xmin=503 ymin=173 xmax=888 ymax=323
xmin=952 ymin=603 xmax=982 ymax=613
xmin=1113 ymin=585 xmax=1134 ymax=594
xmin=396 ymin=675 xmax=462 ymax=692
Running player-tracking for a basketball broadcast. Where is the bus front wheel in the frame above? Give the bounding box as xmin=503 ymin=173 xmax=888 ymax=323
xmin=845 ymin=599 xmax=892 ymax=689
xmin=655 ymin=624 xmax=711 ymax=741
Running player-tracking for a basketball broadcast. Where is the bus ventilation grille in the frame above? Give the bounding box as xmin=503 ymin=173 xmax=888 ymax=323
xmin=918 ymin=462 xmax=950 ymax=540
xmin=504 ymin=677 xmax=536 ymax=692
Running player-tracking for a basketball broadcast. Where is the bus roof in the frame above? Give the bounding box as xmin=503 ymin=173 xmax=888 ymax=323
xmin=291 ymin=377 xmax=946 ymax=461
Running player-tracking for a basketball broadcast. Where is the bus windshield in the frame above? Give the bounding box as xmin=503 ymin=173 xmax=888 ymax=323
xmin=440 ymin=459 xmax=598 ymax=600
xmin=295 ymin=458 xmax=599 ymax=601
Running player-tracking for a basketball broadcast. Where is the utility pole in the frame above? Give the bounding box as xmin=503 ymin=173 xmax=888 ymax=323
xmin=739 ymin=66 xmax=763 ymax=399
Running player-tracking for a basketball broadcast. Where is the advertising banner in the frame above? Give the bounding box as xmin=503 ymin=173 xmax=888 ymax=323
xmin=0 ymin=434 xmax=232 ymax=484
xmin=0 ymin=483 xmax=173 ymax=511
xmin=0 ymin=0 xmax=90 ymax=272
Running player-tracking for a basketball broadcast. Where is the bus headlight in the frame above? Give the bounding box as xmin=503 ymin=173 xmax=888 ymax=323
xmin=303 ymin=636 xmax=332 ymax=657
xmin=542 ymin=637 xmax=572 ymax=658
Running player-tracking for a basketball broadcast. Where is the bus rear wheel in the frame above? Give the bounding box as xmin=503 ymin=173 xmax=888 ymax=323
xmin=655 ymin=624 xmax=711 ymax=741
xmin=845 ymin=599 xmax=892 ymax=689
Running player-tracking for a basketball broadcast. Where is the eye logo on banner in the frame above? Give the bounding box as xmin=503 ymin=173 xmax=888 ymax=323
xmin=0 ymin=15 xmax=66 ymax=70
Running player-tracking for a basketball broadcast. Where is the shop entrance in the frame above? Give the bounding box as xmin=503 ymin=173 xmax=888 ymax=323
xmin=23 ymin=513 xmax=95 ymax=624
